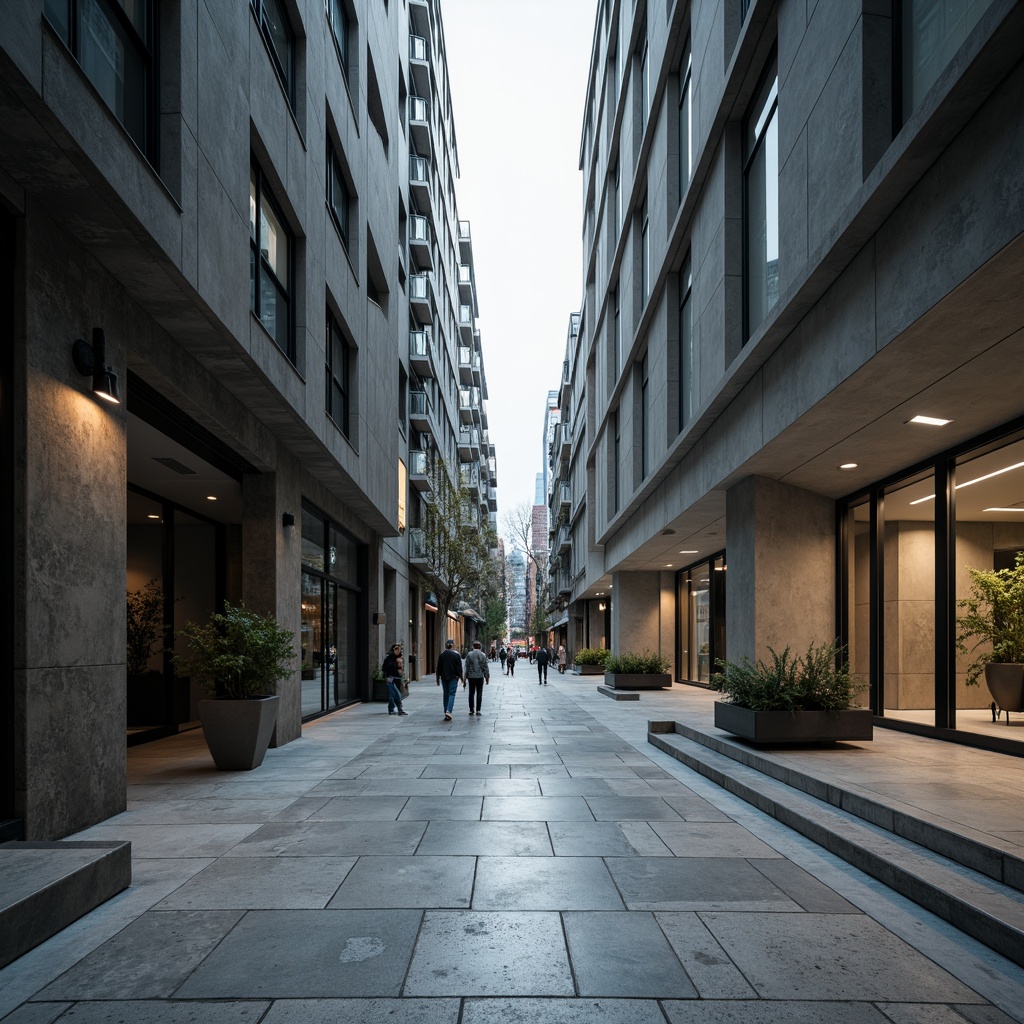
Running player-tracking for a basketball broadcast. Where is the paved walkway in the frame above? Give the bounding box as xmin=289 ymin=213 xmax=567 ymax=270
xmin=2 ymin=673 xmax=1024 ymax=1023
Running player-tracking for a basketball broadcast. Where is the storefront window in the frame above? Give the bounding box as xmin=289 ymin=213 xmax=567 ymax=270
xmin=300 ymin=504 xmax=365 ymax=717
xmin=677 ymin=555 xmax=725 ymax=684
xmin=954 ymin=434 xmax=1024 ymax=735
xmin=882 ymin=470 xmax=936 ymax=725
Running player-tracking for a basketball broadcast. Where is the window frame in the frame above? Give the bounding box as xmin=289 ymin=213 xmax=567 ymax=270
xmin=250 ymin=160 xmax=295 ymax=362
xmin=678 ymin=39 xmax=693 ymax=202
xmin=742 ymin=56 xmax=779 ymax=342
xmin=44 ymin=0 xmax=159 ymax=162
xmin=251 ymin=0 xmax=296 ymax=107
xmin=326 ymin=307 xmax=352 ymax=438
xmin=327 ymin=137 xmax=352 ymax=252
xmin=327 ymin=0 xmax=350 ymax=80
xmin=679 ymin=256 xmax=693 ymax=429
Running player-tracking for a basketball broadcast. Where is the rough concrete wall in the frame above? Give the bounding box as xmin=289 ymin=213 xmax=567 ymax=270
xmin=612 ymin=570 xmax=661 ymax=655
xmin=726 ymin=476 xmax=835 ymax=665
xmin=16 ymin=209 xmax=128 ymax=840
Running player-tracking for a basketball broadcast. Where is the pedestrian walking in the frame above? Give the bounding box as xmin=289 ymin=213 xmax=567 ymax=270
xmin=463 ymin=639 xmax=490 ymax=715
xmin=506 ymin=647 xmax=517 ymax=676
xmin=557 ymin=644 xmax=567 ymax=674
xmin=435 ymin=638 xmax=463 ymax=721
xmin=536 ymin=644 xmax=550 ymax=685
xmin=381 ymin=643 xmax=408 ymax=715
xmin=499 ymin=645 xmax=507 ymax=672
xmin=489 ymin=644 xmax=497 ymax=661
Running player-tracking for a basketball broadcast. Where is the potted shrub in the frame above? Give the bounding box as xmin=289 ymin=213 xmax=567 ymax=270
xmin=712 ymin=640 xmax=871 ymax=743
xmin=126 ymin=579 xmax=168 ymax=726
xmin=605 ymin=650 xmax=671 ymax=690
xmin=956 ymin=552 xmax=1024 ymax=721
xmin=574 ymin=647 xmax=610 ymax=675
xmin=175 ymin=602 xmax=296 ymax=770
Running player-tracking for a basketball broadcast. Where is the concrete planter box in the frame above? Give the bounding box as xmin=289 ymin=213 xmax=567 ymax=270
xmin=199 ymin=696 xmax=279 ymax=770
xmin=714 ymin=701 xmax=873 ymax=744
xmin=605 ymin=671 xmax=671 ymax=690
xmin=575 ymin=663 xmax=605 ymax=675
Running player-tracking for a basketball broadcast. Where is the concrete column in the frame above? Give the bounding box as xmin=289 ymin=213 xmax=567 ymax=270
xmin=242 ymin=453 xmax=302 ymax=746
xmin=726 ymin=476 xmax=835 ymax=665
xmin=611 ymin=571 xmax=661 ymax=655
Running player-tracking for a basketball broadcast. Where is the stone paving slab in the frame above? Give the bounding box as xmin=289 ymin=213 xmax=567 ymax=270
xmin=404 ymin=911 xmax=574 ymax=996
xmin=472 ymin=856 xmax=624 ymax=910
xmin=461 ymin=999 xmax=668 ymax=1024
xmin=174 ymin=909 xmax=422 ymax=998
xmin=261 ymin=998 xmax=461 ymax=1024
xmin=328 ymin=855 xmax=475 ymax=909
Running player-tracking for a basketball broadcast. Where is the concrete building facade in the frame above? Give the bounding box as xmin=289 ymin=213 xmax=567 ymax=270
xmin=0 ymin=0 xmax=495 ymax=842
xmin=557 ymin=0 xmax=1024 ymax=751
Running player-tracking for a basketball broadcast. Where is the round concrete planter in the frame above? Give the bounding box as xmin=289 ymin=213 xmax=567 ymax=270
xmin=984 ymin=663 xmax=1024 ymax=717
xmin=605 ymin=671 xmax=671 ymax=690
xmin=199 ymin=696 xmax=279 ymax=771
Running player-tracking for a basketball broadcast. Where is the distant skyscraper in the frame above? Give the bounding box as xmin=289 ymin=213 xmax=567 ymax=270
xmin=535 ymin=473 xmax=545 ymax=505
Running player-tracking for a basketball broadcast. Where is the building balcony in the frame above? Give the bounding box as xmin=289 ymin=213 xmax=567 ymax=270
xmin=458 ymin=304 xmax=474 ymax=341
xmin=458 ymin=345 xmax=474 ymax=384
xmin=409 ymin=390 xmax=431 ymax=431
xmin=458 ymin=427 xmax=480 ymax=461
xmin=409 ymin=273 xmax=432 ymax=319
xmin=556 ymin=568 xmax=573 ymax=596
xmin=558 ymin=479 xmax=571 ymax=510
xmin=557 ymin=525 xmax=571 ymax=554
xmin=558 ymin=420 xmax=571 ymax=468
xmin=458 ymin=386 xmax=479 ymax=424
xmin=460 ymin=464 xmax=480 ymax=489
xmin=409 ymin=329 xmax=432 ymax=376
xmin=487 ymin=486 xmax=497 ymax=512
xmin=409 ymin=35 xmax=430 ymax=95
xmin=457 ymin=263 xmax=473 ymax=301
xmin=408 ymin=526 xmax=429 ymax=565
xmin=409 ymin=156 xmax=432 ymax=214
xmin=458 ymin=220 xmax=472 ymax=259
xmin=409 ymin=215 xmax=432 ymax=270
xmin=409 ymin=96 xmax=430 ymax=152
xmin=409 ymin=449 xmax=430 ymax=490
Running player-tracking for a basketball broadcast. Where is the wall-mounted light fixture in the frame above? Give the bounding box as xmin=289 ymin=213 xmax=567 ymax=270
xmin=598 ymin=601 xmax=607 ymax=612
xmin=282 ymin=512 xmax=296 ymax=528
xmin=72 ymin=327 xmax=119 ymax=404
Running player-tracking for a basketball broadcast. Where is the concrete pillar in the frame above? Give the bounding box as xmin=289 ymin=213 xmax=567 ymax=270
xmin=611 ymin=571 xmax=661 ymax=655
xmin=242 ymin=453 xmax=302 ymax=746
xmin=726 ymin=476 xmax=835 ymax=665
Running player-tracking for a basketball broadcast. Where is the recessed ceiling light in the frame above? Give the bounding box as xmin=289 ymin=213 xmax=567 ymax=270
xmin=147 ymin=514 xmax=160 ymax=520
xmin=206 ymin=495 xmax=217 ymax=501
xmin=839 ymin=463 xmax=858 ymax=470
xmin=664 ymin=563 xmax=673 ymax=567
xmin=679 ymin=549 xmax=698 ymax=554
xmin=908 ymin=415 xmax=952 ymax=426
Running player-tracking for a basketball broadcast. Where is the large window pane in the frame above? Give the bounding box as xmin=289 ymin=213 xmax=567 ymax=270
xmin=300 ymin=573 xmax=323 ymax=717
xmin=301 ymin=508 xmax=325 ymax=570
xmin=679 ymin=259 xmax=693 ymax=427
xmin=954 ymin=434 xmax=1024 ymax=735
xmin=902 ymin=0 xmax=994 ymax=119
xmin=883 ymin=471 xmax=935 ymax=725
xmin=744 ymin=68 xmax=779 ymax=339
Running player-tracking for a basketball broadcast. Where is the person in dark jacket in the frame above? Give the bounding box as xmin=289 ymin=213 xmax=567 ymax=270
xmin=499 ymin=646 xmax=507 ymax=671
xmin=536 ymin=645 xmax=550 ymax=685
xmin=505 ymin=646 xmax=517 ymax=676
xmin=435 ymin=638 xmax=464 ymax=721
xmin=381 ymin=643 xmax=408 ymax=715
xmin=463 ymin=640 xmax=490 ymax=715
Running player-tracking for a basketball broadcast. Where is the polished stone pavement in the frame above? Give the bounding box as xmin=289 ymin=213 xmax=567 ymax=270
xmin=2 ymin=675 xmax=1024 ymax=1023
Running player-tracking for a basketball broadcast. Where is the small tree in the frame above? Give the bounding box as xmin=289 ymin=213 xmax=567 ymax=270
xmin=422 ymin=464 xmax=497 ymax=658
xmin=483 ymin=597 xmax=507 ymax=653
xmin=529 ymin=604 xmax=550 ymax=648
xmin=126 ymin=579 xmax=167 ymax=676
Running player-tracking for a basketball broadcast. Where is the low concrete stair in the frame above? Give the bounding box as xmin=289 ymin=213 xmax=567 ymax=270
xmin=649 ymin=721 xmax=1024 ymax=968
xmin=0 ymin=840 xmax=132 ymax=969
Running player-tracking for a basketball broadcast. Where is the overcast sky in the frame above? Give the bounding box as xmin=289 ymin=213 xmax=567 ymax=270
xmin=440 ymin=0 xmax=598 ymax=537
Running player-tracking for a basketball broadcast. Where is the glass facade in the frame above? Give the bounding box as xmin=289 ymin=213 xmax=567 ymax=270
xmin=300 ymin=505 xmax=366 ymax=718
xmin=840 ymin=423 xmax=1024 ymax=749
xmin=676 ymin=555 xmax=726 ymax=684
xmin=744 ymin=60 xmax=779 ymax=340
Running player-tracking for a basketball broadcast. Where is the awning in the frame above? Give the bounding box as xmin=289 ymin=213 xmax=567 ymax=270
xmin=550 ymin=615 xmax=569 ymax=629
xmin=459 ymin=607 xmax=484 ymax=623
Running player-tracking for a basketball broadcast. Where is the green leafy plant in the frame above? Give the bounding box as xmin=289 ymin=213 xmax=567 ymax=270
xmin=605 ymin=650 xmax=669 ymax=674
xmin=574 ymin=647 xmax=611 ymax=666
xmin=126 ymin=579 xmax=167 ymax=677
xmin=956 ymin=552 xmax=1024 ymax=686
xmin=712 ymin=640 xmax=862 ymax=712
xmin=174 ymin=602 xmax=296 ymax=699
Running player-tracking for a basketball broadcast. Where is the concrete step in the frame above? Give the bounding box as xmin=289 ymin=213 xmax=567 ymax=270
xmin=649 ymin=723 xmax=1024 ymax=968
xmin=0 ymin=841 xmax=132 ymax=969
